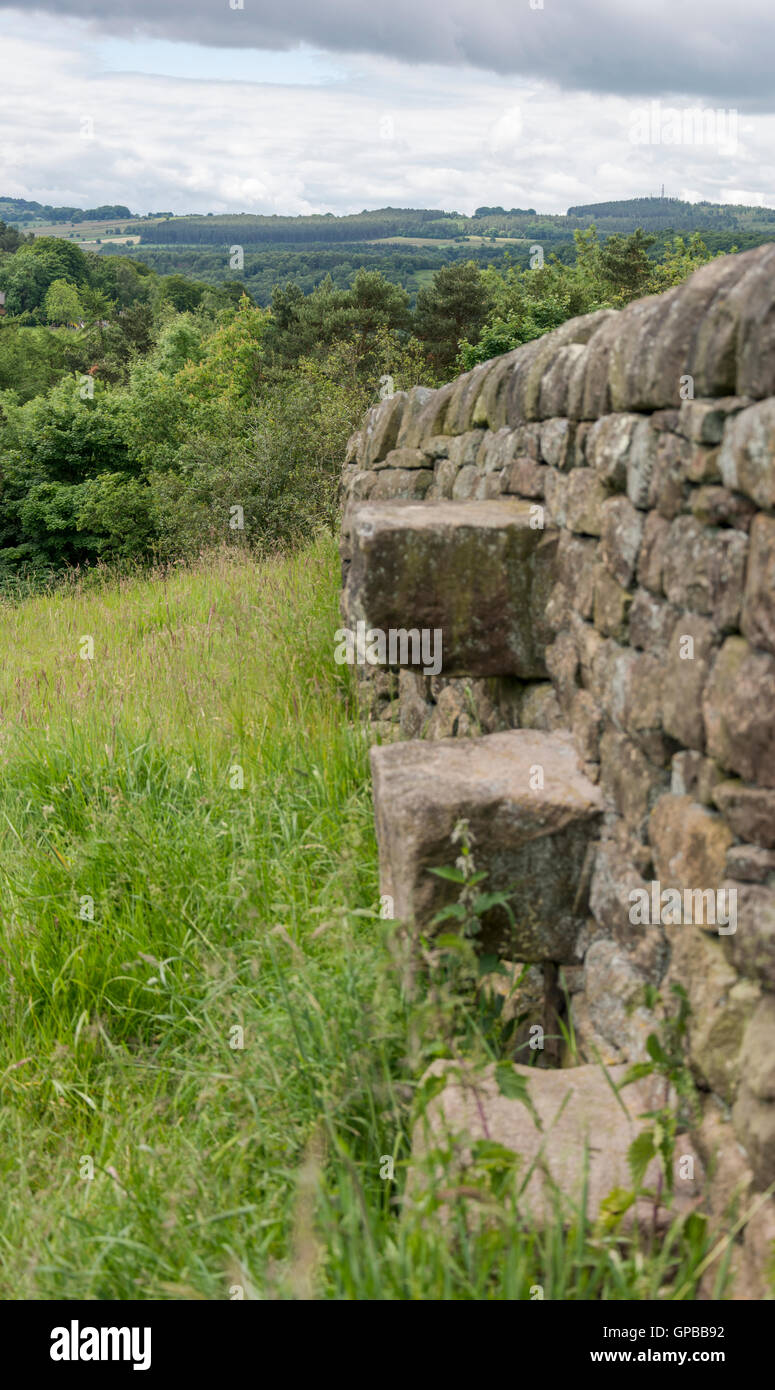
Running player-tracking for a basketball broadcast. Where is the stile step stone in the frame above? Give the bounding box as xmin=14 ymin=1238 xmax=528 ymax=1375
xmin=371 ymin=728 xmax=604 ymax=960
xmin=408 ymin=1060 xmax=703 ymax=1230
xmin=341 ymin=499 xmax=558 ymax=678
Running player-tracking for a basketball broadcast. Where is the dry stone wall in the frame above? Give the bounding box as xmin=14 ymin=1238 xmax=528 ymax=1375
xmin=339 ymin=244 xmax=775 ymax=1294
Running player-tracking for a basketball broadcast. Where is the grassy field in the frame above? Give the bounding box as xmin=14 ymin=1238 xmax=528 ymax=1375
xmin=0 ymin=535 xmax=739 ymax=1299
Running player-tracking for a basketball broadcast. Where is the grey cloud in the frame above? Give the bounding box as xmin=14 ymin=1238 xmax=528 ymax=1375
xmin=2 ymin=0 xmax=774 ymax=107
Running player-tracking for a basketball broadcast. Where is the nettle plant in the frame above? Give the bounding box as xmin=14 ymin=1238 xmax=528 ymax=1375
xmin=610 ymin=981 xmax=702 ymax=1236
xmin=413 ymin=819 xmax=539 ymax=1066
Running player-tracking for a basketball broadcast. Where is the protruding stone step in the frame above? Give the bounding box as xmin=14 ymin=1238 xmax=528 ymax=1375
xmin=408 ymin=1060 xmax=703 ymax=1229
xmin=371 ymin=728 xmax=603 ymax=960
xmin=341 ymin=499 xmax=558 ymax=678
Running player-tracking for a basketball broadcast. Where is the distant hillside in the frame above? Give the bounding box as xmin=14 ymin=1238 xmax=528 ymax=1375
xmin=566 ymin=196 xmax=775 ymax=234
xmin=132 ymin=198 xmax=775 ymax=246
xmin=0 ymin=197 xmax=137 ymax=225
xmin=4 ymin=194 xmax=774 ymax=308
xmin=5 ymin=194 xmax=775 ymax=242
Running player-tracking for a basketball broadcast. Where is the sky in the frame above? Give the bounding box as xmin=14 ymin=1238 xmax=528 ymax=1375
xmin=0 ymin=0 xmax=773 ymax=216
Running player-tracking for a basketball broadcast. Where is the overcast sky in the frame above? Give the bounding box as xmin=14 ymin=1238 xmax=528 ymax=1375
xmin=1 ymin=0 xmax=773 ymax=216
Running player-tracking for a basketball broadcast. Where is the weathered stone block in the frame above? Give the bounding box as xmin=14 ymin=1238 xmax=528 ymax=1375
xmin=719 ymin=398 xmax=775 ymax=509
xmin=476 ymin=427 xmax=521 ymax=471
xmin=741 ymin=514 xmax=775 ymax=658
xmin=340 ymin=469 xmax=377 ymax=504
xmin=689 ymin=486 xmax=756 ymax=531
xmin=565 ymin=470 xmax=608 ymax=534
xmin=686 ymin=445 xmax=722 ymax=484
xmin=713 ymin=780 xmax=775 ymax=849
xmin=539 ymin=344 xmax=586 ymax=419
xmin=726 ymin=843 xmax=775 ymax=883
xmin=628 ymin=589 xmax=680 ymax=653
xmin=626 ymin=419 xmax=659 ymax=508
xmin=539 ymin=417 xmax=576 ymax=469
xmin=662 ymin=516 xmax=748 ymax=631
xmin=370 ymin=729 xmax=603 ymax=958
xmin=600 ymin=728 xmax=668 ymax=839
xmin=579 ymin=311 xmax=624 ymax=419
xmin=584 ymin=939 xmax=657 ymax=1061
xmin=648 ymin=431 xmax=691 ymax=518
xmin=660 ymin=614 xmax=717 ymax=752
xmin=374 ymin=446 xmax=429 ymax=470
xmin=570 ymin=611 xmax=605 ymax=686
xmin=678 ymin=396 xmax=752 ymax=446
xmin=472 ymin=350 xmax=522 ymax=430
xmin=362 ymin=391 xmax=406 ymax=466
xmin=741 ymin=996 xmax=775 ymax=1101
xmin=344 ymin=429 xmax=362 ymax=466
xmin=444 ymin=361 xmax=494 ymax=436
xmin=398 ymin=669 xmax=432 ymax=740
xmin=342 ymin=500 xmax=558 ymax=678
xmin=600 ymin=495 xmax=644 ymax=587
xmin=722 ymin=242 xmax=775 ymax=400
xmin=448 ymin=429 xmax=486 ymax=466
xmin=557 ymin=531 xmax=598 ymax=619
xmin=586 ymin=412 xmax=641 ymax=490
xmin=520 ymin=683 xmax=563 ymax=731
xmin=704 ymin=638 xmax=775 ymax=786
xmin=671 ymin=750 xmax=725 ymax=805
xmin=589 ymin=839 xmax=669 ymax=976
xmin=733 ymin=1083 xmax=775 ymax=1188
xmin=604 ymin=647 xmax=665 ymax=763
xmin=571 ymin=688 xmax=604 ymax=764
xmin=451 ymin=465 xmax=478 ymax=500
xmin=545 ymin=629 xmax=579 ymax=717
xmin=420 ymin=434 xmax=451 ymax=459
xmin=543 ymin=469 xmax=568 ymax=527
xmin=473 ymin=472 xmax=505 ymax=500
xmin=637 ymin=510 xmax=671 ymax=594
xmin=371 ymin=467 xmax=434 ymax=500
xmin=649 ymin=794 xmax=734 ymax=893
xmin=502 ymin=457 xmax=547 ymax=498
xmin=593 ymin=566 xmax=632 ymax=639
xmin=409 ymin=1059 xmax=702 ymax=1227
xmin=517 ymin=313 xmax=614 ymax=422
xmin=666 ymin=930 xmax=757 ymax=1104
xmin=725 ymin=881 xmax=775 ymax=990
xmin=396 ymin=383 xmax=450 ymax=449
xmin=433 ymin=457 xmax=461 ymax=499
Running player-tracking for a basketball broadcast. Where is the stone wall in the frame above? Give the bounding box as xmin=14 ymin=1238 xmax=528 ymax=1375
xmin=339 ymin=244 xmax=775 ymax=1295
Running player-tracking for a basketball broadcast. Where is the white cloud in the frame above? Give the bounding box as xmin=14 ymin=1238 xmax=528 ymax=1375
xmin=1 ymin=12 xmax=775 ymax=218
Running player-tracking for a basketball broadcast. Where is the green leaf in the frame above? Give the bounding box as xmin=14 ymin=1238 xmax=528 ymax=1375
xmin=429 ymin=902 xmax=466 ymax=925
xmin=495 ymin=1062 xmax=543 ymax=1130
xmin=435 ymin=932 xmax=467 ymax=952
xmin=471 ymin=891 xmax=511 ymax=915
xmin=627 ymin=1128 xmax=656 ymax=1189
xmin=428 ymin=865 xmax=466 ymax=883
xmin=646 ymin=1033 xmax=667 ymax=1064
xmin=619 ymin=1061 xmax=654 ymax=1087
xmin=598 ymin=1186 xmax=636 ymax=1232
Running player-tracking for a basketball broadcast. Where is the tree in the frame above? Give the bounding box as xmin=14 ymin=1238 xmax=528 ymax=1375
xmin=414 ymin=261 xmax=492 ymax=377
xmin=44 ymin=278 xmax=84 ymax=325
xmin=159 ymin=274 xmax=204 ymax=312
xmin=598 ymin=228 xmax=656 ymax=301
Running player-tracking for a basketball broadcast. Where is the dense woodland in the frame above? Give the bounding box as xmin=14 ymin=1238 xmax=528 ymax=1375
xmin=0 ymin=209 xmax=747 ymax=578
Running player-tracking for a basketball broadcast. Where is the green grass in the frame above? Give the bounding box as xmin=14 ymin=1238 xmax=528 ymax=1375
xmin=0 ymin=535 xmax=738 ymax=1298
